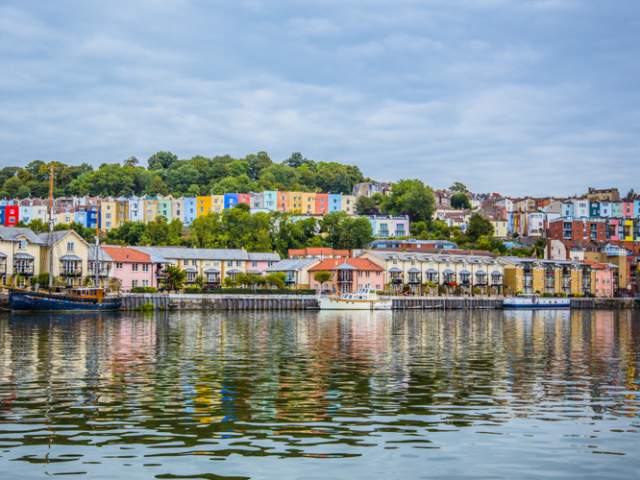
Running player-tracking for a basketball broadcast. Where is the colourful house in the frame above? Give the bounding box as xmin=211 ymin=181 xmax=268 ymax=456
xmin=624 ymin=219 xmax=634 ymax=241
xmin=246 ymin=252 xmax=281 ymax=274
xmin=224 ymin=193 xmax=238 ymax=209
xmin=622 ymin=201 xmax=634 ymax=218
xmin=211 ymin=194 xmax=224 ymax=213
xmin=102 ymin=246 xmax=162 ymax=291
xmin=183 ymin=197 xmax=196 ymax=225
xmin=0 ymin=205 xmax=19 ymax=226
xmin=128 ymin=197 xmax=144 ymax=222
xmin=196 ymin=195 xmax=212 ymax=217
xmin=341 ymin=195 xmax=356 ymax=215
xmin=263 ymin=191 xmax=277 ymax=211
xmin=289 ymin=192 xmax=304 ymax=213
xmin=301 ymin=192 xmax=316 ymax=215
xmin=237 ymin=193 xmax=251 ymax=206
xmin=143 ymin=197 xmax=159 ymax=223
xmin=367 ymin=216 xmax=409 ymax=238
xmin=277 ymin=191 xmax=290 ymax=212
xmin=315 ymin=193 xmax=328 ymax=215
xmin=611 ymin=202 xmax=622 ymax=218
xmin=328 ymin=194 xmax=342 ymax=213
xmin=157 ymin=197 xmax=172 ymax=221
xmin=308 ymin=257 xmax=385 ymax=294
xmin=171 ymin=197 xmax=183 ymax=224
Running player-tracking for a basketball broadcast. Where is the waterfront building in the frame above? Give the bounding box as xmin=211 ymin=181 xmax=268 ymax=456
xmin=368 ymin=238 xmax=458 ymax=251
xmin=501 ymin=257 xmax=594 ymax=297
xmin=0 ymin=226 xmax=44 ymax=286
xmin=308 ymin=257 xmax=384 ymax=294
xmin=288 ymin=247 xmax=350 ymax=260
xmin=101 ymin=245 xmax=163 ymax=291
xmin=366 ymin=215 xmax=409 ymax=238
xmin=265 ymin=258 xmax=320 ymax=289
xmin=246 ymin=252 xmax=280 ymax=274
xmin=39 ymin=230 xmax=90 ymax=287
xmin=362 ymin=250 xmax=503 ymax=295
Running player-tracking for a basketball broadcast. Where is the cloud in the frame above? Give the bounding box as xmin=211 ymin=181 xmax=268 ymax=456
xmin=0 ymin=0 xmax=638 ymax=196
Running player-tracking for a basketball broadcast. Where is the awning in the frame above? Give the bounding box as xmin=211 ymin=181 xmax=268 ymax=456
xmin=491 ymin=271 xmax=502 ymax=276
xmin=475 ymin=270 xmax=487 ymax=276
xmin=227 ymin=269 xmax=241 ymax=274
xmin=204 ymin=268 xmax=220 ymax=274
xmin=459 ymin=269 xmax=471 ymax=275
xmin=442 ymin=269 xmax=454 ymax=275
xmin=389 ymin=267 xmax=402 ymax=273
xmin=426 ymin=268 xmax=438 ymax=274
xmin=408 ymin=267 xmax=420 ymax=273
xmin=60 ymin=254 xmax=82 ymax=261
xmin=184 ymin=266 xmax=197 ymax=272
xmin=14 ymin=253 xmax=34 ymax=260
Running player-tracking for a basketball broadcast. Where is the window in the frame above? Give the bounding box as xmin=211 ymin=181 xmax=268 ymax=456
xmin=236 ymin=261 xmax=241 ymax=267
xmin=142 ymin=280 xmax=149 ymax=287
xmin=132 ymin=280 xmax=138 ymax=288
xmin=17 ymin=240 xmax=26 ymax=250
xmin=142 ymin=264 xmax=149 ymax=272
xmin=132 ymin=264 xmax=139 ymax=272
xmin=227 ymin=260 xmax=233 ymax=267
xmin=116 ymin=262 xmax=123 ymax=269
xmin=252 ymin=261 xmax=258 ymax=268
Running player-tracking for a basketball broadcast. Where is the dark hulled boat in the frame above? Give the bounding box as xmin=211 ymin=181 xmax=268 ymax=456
xmin=9 ymin=287 xmax=122 ymax=312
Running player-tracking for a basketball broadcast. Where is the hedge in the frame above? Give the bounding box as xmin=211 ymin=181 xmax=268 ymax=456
xmin=131 ymin=286 xmax=158 ymax=293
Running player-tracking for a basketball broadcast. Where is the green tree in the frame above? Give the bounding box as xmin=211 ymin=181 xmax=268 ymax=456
xmin=466 ymin=214 xmax=494 ymax=242
xmin=162 ymin=265 xmax=186 ymax=291
xmin=382 ymin=179 xmax=435 ymax=222
xmin=321 ymin=212 xmax=373 ymax=249
xmin=105 ymin=221 xmax=148 ymax=245
xmin=148 ymin=151 xmax=178 ymax=170
xmin=313 ymin=271 xmax=332 ymax=292
xmin=355 ymin=195 xmax=381 ymax=215
xmin=265 ymin=272 xmax=286 ymax=289
xmin=449 ymin=182 xmax=469 ymax=193
xmin=450 ymin=192 xmax=471 ymax=210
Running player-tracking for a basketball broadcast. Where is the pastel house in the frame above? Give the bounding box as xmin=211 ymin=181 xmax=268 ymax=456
xmin=102 ymin=246 xmax=162 ymax=291
xmin=308 ymin=257 xmax=384 ymax=294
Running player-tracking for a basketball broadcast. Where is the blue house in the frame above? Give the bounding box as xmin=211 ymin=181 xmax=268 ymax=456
xmin=183 ymin=197 xmax=196 ymax=225
xmin=328 ymin=194 xmax=342 ymax=213
xmin=263 ymin=191 xmax=277 ymax=211
xmin=224 ymin=193 xmax=238 ymax=210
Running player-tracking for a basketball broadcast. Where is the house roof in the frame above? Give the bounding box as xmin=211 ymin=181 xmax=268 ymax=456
xmin=247 ymin=252 xmax=281 ymax=261
xmin=135 ymin=246 xmax=248 ymax=261
xmin=38 ymin=230 xmax=85 ymax=246
xmin=309 ymin=258 xmax=383 ymax=272
xmin=288 ymin=247 xmax=351 ymax=257
xmin=266 ymin=258 xmax=320 ymax=272
xmin=102 ymin=246 xmax=152 ymax=263
xmin=0 ymin=226 xmax=44 ymax=244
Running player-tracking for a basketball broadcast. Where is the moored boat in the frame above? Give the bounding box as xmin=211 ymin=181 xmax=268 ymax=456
xmin=9 ymin=287 xmax=122 ymax=312
xmin=502 ymin=294 xmax=570 ymax=309
xmin=318 ymin=288 xmax=392 ymax=310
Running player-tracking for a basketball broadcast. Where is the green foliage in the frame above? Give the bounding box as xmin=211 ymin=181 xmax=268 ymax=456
xmin=54 ymin=222 xmax=96 ymax=242
xmin=105 ymin=221 xmax=148 ymax=245
xmin=25 ymin=219 xmax=49 ymax=233
xmin=313 ymin=271 xmax=332 ymax=288
xmin=131 ymin=286 xmax=158 ymax=293
xmin=381 ymin=179 xmax=435 ymax=222
xmin=450 ymin=192 xmax=471 ymax=210
xmin=449 ymin=182 xmax=469 ymax=193
xmin=33 ymin=273 xmax=50 ymax=287
xmin=466 ymin=214 xmax=494 ymax=242
xmin=162 ymin=265 xmax=186 ymax=291
xmin=264 ymin=272 xmax=286 ymax=289
xmin=140 ymin=217 xmax=183 ymax=246
xmin=184 ymin=286 xmax=203 ymax=294
xmin=321 ymin=212 xmax=373 ymax=249
xmin=202 ymin=288 xmax=315 ymax=295
xmin=355 ymin=195 xmax=382 ymax=215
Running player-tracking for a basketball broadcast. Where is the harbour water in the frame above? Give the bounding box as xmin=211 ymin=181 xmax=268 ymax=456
xmin=0 ymin=310 xmax=638 ymax=479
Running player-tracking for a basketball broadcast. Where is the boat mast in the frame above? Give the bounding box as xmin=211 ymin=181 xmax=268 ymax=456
xmin=48 ymin=164 xmax=54 ymax=290
xmin=94 ymin=202 xmax=100 ymax=288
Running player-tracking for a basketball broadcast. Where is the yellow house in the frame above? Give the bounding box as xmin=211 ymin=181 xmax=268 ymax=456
xmin=0 ymin=226 xmax=44 ymax=286
xmin=501 ymin=257 xmax=595 ymax=297
xmin=491 ymin=220 xmax=509 ymax=238
xmin=39 ymin=230 xmax=90 ymax=287
xmin=301 ymin=192 xmax=316 ymax=215
xmin=624 ymin=219 xmax=634 ymax=241
xmin=211 ymin=195 xmax=225 ymax=213
xmin=115 ymin=199 xmax=129 ymax=226
xmin=289 ymin=192 xmax=304 ymax=213
xmin=143 ymin=198 xmax=159 ymax=223
xmin=100 ymin=198 xmax=118 ymax=232
xmin=196 ymin=195 xmax=212 ymax=217
xmin=342 ymin=195 xmax=356 ymax=215
xmin=55 ymin=210 xmax=74 ymax=226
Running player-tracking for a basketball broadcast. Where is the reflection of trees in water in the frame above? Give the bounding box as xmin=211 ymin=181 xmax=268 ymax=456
xmin=0 ymin=309 xmax=638 ymax=453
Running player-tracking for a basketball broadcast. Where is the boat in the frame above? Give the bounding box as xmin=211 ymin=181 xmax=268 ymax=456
xmin=8 ymin=165 xmax=122 ymax=312
xmin=502 ymin=294 xmax=570 ymax=309
xmin=10 ymin=287 xmax=122 ymax=312
xmin=318 ymin=288 xmax=393 ymax=310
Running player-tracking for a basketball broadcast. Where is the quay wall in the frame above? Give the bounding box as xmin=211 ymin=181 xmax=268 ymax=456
xmin=120 ymin=294 xmax=640 ymax=311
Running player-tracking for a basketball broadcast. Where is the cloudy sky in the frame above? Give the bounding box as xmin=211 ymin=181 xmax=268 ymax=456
xmin=1 ymin=0 xmax=638 ymax=195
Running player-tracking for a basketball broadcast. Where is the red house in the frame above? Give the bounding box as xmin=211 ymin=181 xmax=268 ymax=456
xmin=237 ymin=193 xmax=251 ymax=205
xmin=2 ymin=205 xmax=19 ymax=226
xmin=315 ymin=193 xmax=328 ymax=215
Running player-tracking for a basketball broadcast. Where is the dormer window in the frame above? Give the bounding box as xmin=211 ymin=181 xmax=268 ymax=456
xmin=17 ymin=240 xmax=26 ymax=250
xmin=67 ymin=242 xmax=74 ymax=252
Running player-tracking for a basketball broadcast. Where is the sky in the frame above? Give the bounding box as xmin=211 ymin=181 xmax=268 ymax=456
xmin=0 ymin=0 xmax=639 ymax=196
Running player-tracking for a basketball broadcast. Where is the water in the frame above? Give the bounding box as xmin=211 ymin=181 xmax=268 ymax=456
xmin=0 ymin=310 xmax=638 ymax=479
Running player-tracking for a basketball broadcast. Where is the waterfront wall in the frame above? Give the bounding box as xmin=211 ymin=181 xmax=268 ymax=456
xmin=120 ymin=293 xmax=639 ymax=311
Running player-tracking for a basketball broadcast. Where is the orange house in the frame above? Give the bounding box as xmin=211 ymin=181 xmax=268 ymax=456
xmin=315 ymin=193 xmax=328 ymax=215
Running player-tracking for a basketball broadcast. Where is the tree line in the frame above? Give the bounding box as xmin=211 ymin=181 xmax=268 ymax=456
xmin=0 ymin=151 xmax=365 ymax=198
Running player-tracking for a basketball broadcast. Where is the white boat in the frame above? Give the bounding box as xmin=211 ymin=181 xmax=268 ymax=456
xmin=503 ymin=294 xmax=570 ymax=309
xmin=318 ymin=289 xmax=393 ymax=310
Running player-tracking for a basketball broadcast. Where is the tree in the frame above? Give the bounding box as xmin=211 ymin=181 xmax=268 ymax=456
xmin=449 ymin=182 xmax=469 ymax=193
xmin=148 ymin=151 xmax=178 ymax=170
xmin=466 ymin=214 xmax=494 ymax=242
xmin=355 ymin=196 xmax=381 ymax=215
xmin=321 ymin=213 xmax=373 ymax=249
xmin=313 ymin=271 xmax=332 ymax=292
xmin=265 ymin=272 xmax=286 ymax=289
xmin=146 ymin=175 xmax=169 ymax=195
xmin=382 ymin=179 xmax=435 ymax=222
xmin=124 ymin=156 xmax=139 ymax=167
xmin=450 ymin=192 xmax=471 ymax=210
xmin=285 ymin=152 xmax=307 ymax=168
xmin=162 ymin=265 xmax=186 ymax=291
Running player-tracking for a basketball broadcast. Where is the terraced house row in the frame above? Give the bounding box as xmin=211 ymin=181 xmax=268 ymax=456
xmin=3 ymin=191 xmax=357 ymax=231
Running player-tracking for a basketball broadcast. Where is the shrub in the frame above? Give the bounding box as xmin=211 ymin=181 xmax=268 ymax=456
xmin=131 ymin=286 xmax=158 ymax=293
xmin=184 ymin=286 xmax=202 ymax=294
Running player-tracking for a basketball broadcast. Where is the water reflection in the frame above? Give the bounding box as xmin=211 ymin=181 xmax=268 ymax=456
xmin=0 ymin=310 xmax=639 ymax=479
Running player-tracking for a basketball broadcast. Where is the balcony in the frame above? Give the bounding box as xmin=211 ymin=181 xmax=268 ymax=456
xmin=60 ymin=256 xmax=83 ymax=277
xmin=14 ymin=258 xmax=35 ymax=276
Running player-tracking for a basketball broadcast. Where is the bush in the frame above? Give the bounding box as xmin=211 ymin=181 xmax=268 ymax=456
xmin=184 ymin=286 xmax=202 ymax=294
xmin=131 ymin=286 xmax=158 ymax=293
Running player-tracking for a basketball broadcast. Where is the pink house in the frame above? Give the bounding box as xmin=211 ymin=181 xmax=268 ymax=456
xmin=308 ymin=258 xmax=384 ymax=294
xmin=102 ymin=246 xmax=161 ymax=291
xmin=237 ymin=193 xmax=251 ymax=205
xmin=622 ymin=202 xmax=634 ymax=218
xmin=247 ymin=252 xmax=280 ymax=274
xmin=588 ymin=261 xmax=617 ymax=298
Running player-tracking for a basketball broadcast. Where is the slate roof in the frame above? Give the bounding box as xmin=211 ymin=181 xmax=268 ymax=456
xmin=135 ymin=246 xmax=249 ymax=261
xmin=266 ymin=258 xmax=320 ymax=272
xmin=38 ymin=230 xmax=74 ymax=245
xmin=247 ymin=252 xmax=281 ymax=262
xmin=0 ymin=226 xmax=44 ymax=244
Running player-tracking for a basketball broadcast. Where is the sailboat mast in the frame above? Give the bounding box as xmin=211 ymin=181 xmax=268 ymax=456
xmin=48 ymin=165 xmax=54 ymax=290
